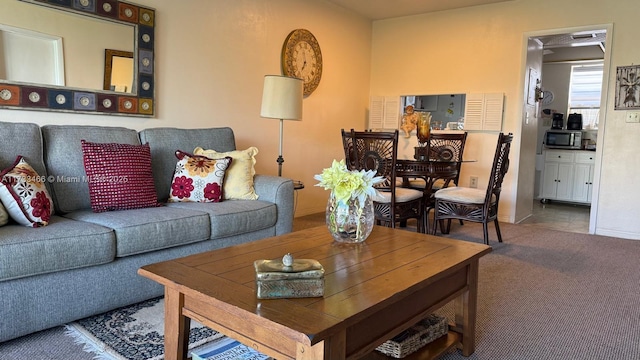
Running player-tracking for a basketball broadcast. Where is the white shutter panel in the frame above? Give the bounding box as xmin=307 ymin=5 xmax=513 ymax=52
xmin=368 ymin=96 xmax=384 ymax=129
xmin=463 ymin=93 xmax=504 ymax=131
xmin=383 ymin=96 xmax=400 ymax=129
xmin=483 ymin=93 xmax=504 ymax=131
xmin=464 ymin=93 xmax=484 ymax=130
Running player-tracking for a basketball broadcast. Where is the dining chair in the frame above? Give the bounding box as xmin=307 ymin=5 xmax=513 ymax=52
xmin=432 ymin=132 xmax=513 ymax=245
xmin=341 ymin=129 xmax=425 ymax=233
xmin=405 ymin=132 xmax=468 ymax=191
xmin=404 ymin=132 xmax=468 ymax=228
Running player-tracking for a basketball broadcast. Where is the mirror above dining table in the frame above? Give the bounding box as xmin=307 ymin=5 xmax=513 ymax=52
xmin=0 ymin=0 xmax=155 ymax=116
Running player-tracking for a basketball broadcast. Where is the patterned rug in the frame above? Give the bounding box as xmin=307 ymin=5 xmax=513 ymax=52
xmin=64 ymin=297 xmax=224 ymax=360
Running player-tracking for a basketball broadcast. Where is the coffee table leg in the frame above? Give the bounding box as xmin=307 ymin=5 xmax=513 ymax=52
xmin=164 ymin=288 xmax=190 ymax=360
xmin=294 ymin=330 xmax=346 ymax=360
xmin=454 ymin=261 xmax=479 ymax=356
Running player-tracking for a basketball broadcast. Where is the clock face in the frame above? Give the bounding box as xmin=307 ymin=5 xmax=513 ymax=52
xmin=293 ymin=41 xmax=317 ymax=82
xmin=282 ymin=29 xmax=322 ymax=96
xmin=541 ymin=90 xmax=554 ymax=105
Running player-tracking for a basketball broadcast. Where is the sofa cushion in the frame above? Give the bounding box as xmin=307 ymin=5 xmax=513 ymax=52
xmin=168 ymin=151 xmax=232 ymax=203
xmin=62 ymin=206 xmax=211 ymax=257
xmin=41 ymin=125 xmax=141 ymax=213
xmin=0 ymin=216 xmax=115 ymax=282
xmin=0 ymin=121 xmax=52 ymax=196
xmin=0 ymin=156 xmax=55 ymax=227
xmin=139 ymin=127 xmax=237 ymax=203
xmin=81 ymin=140 xmax=160 ymax=213
xmin=194 ymin=146 xmax=259 ymax=200
xmin=166 ymin=200 xmax=276 ymax=239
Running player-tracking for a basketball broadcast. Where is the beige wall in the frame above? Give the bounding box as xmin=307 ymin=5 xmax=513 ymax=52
xmin=0 ymin=0 xmax=373 ymax=217
xmin=370 ymin=0 xmax=640 ymax=240
xmin=2 ymin=0 xmax=639 ymax=239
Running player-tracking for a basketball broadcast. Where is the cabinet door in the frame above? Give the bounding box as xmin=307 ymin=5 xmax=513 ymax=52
xmin=555 ymin=163 xmax=574 ymax=200
xmin=573 ymin=164 xmax=594 ymax=203
xmin=541 ymin=163 xmax=559 ymax=199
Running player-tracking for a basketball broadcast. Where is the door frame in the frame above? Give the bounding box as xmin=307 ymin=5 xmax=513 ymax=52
xmin=520 ymin=23 xmax=613 ymax=234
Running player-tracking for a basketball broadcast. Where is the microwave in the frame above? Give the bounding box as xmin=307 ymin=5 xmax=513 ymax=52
xmin=544 ymin=130 xmax=582 ymax=149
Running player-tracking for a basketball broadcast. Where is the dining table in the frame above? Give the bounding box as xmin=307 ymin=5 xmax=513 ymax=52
xmin=396 ymin=158 xmax=474 ymax=231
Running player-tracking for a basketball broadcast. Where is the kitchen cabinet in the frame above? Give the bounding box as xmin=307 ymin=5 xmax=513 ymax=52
xmin=572 ymin=152 xmax=596 ymax=203
xmin=540 ymin=149 xmax=595 ymax=205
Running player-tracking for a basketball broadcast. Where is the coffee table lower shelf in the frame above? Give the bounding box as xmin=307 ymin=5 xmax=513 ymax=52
xmin=363 ymin=331 xmax=462 ymax=360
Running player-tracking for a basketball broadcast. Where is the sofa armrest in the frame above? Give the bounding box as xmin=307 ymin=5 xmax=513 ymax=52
xmin=253 ymin=174 xmax=294 ymax=235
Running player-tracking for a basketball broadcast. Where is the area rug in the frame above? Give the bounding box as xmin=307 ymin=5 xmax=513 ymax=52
xmin=64 ymin=297 xmax=225 ymax=360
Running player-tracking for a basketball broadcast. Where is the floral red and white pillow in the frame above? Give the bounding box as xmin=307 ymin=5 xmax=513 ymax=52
xmin=168 ymin=151 xmax=232 ymax=203
xmin=0 ymin=156 xmax=54 ymax=227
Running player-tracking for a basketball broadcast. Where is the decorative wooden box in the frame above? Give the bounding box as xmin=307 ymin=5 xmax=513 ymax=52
xmin=254 ymin=256 xmax=324 ymax=299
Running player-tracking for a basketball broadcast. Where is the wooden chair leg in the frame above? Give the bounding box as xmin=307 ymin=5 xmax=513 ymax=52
xmin=422 ymin=208 xmax=430 ymax=234
xmin=432 ymin=215 xmax=438 ymax=235
xmin=494 ymin=219 xmax=503 ymax=243
xmin=482 ymin=222 xmax=489 ymax=245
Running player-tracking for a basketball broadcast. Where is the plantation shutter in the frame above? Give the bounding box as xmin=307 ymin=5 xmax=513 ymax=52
xmin=463 ymin=93 xmax=503 ymax=131
xmin=369 ymin=96 xmax=401 ymax=130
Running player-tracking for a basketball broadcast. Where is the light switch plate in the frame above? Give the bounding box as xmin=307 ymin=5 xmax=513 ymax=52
xmin=626 ymin=111 xmax=640 ymax=123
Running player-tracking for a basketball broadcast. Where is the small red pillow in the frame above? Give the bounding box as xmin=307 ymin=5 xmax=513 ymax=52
xmin=168 ymin=150 xmax=232 ymax=203
xmin=81 ymin=140 xmax=160 ymax=213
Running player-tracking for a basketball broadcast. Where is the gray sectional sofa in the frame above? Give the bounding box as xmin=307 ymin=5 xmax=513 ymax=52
xmin=0 ymin=121 xmax=294 ymax=342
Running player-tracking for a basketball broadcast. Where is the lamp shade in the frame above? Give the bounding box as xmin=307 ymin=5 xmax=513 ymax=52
xmin=260 ymin=75 xmax=303 ymax=120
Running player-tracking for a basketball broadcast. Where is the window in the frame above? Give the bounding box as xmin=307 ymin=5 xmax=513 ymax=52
xmin=568 ymin=63 xmax=604 ymax=129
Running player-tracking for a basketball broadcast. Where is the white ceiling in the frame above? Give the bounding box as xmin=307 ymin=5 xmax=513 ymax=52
xmin=325 ymin=0 xmax=515 ymax=20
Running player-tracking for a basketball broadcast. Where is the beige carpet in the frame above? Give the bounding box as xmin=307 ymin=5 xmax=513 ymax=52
xmin=1 ymin=218 xmax=639 ymax=360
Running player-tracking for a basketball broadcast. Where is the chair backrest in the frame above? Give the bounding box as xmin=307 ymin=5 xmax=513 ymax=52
xmin=429 ymin=132 xmax=468 ymax=185
xmin=341 ymin=129 xmax=399 ymax=193
xmin=341 ymin=129 xmax=356 ymax=169
xmin=485 ymin=132 xmax=513 ymax=205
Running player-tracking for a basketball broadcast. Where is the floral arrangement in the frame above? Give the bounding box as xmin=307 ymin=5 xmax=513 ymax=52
xmin=315 ymin=159 xmax=383 ymax=242
xmin=314 ymin=159 xmax=383 ymax=205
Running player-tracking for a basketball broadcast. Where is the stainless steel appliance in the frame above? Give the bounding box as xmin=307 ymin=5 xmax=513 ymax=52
xmin=551 ymin=113 xmax=564 ymax=129
xmin=544 ymin=130 xmax=583 ymax=149
xmin=567 ymin=113 xmax=583 ymax=130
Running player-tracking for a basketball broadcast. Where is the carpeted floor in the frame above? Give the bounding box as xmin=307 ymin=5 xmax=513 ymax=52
xmin=1 ymin=217 xmax=639 ymax=360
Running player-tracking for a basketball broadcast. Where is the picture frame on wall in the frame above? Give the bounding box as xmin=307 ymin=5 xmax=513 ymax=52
xmin=614 ymin=65 xmax=640 ymax=110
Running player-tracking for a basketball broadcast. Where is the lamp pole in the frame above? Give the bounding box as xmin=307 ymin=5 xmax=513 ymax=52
xmin=277 ymin=118 xmax=284 ymax=176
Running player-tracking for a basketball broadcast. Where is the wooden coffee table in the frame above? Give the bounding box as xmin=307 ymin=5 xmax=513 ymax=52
xmin=138 ymin=225 xmax=491 ymax=360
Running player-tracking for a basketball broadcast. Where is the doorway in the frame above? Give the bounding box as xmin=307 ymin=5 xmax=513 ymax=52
xmin=518 ymin=25 xmax=613 ymax=234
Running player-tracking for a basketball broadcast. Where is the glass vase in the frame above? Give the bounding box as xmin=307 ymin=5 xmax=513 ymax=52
xmin=325 ymin=195 xmax=375 ymax=243
xmin=417 ymin=112 xmax=431 ymax=145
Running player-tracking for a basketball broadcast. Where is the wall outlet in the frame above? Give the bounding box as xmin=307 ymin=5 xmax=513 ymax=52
xmin=470 ymin=176 xmax=478 ymax=188
xmin=626 ymin=111 xmax=640 ymax=123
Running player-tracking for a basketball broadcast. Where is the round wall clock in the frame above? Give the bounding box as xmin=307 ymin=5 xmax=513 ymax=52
xmin=281 ymin=29 xmax=323 ymax=96
xmin=541 ymin=90 xmax=554 ymax=105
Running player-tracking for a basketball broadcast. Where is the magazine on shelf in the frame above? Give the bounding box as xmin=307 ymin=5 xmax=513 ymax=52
xmin=191 ymin=336 xmax=272 ymax=360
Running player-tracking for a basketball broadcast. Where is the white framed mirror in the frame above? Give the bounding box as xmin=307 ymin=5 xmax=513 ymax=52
xmin=0 ymin=0 xmax=155 ymax=116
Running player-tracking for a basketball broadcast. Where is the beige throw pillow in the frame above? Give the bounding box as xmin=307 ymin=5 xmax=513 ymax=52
xmin=193 ymin=147 xmax=259 ymax=200
xmin=0 ymin=201 xmax=8 ymax=226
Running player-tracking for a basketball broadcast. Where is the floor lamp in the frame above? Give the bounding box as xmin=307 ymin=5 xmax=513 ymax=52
xmin=260 ymin=75 xmax=303 ymax=177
